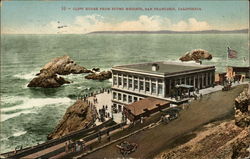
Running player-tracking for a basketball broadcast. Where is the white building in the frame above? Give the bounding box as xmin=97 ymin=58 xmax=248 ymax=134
xmin=111 ymin=61 xmax=215 ymax=108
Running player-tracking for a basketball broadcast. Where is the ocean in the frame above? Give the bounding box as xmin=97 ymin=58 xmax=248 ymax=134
xmin=0 ymin=34 xmax=249 ymax=153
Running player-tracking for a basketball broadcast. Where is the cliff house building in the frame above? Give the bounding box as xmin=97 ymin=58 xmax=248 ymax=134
xmin=111 ymin=61 xmax=215 ymax=108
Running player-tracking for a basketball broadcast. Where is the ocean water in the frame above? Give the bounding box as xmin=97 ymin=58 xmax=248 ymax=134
xmin=0 ymin=34 xmax=249 ymax=153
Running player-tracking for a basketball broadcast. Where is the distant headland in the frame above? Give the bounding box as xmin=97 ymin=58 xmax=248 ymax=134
xmin=88 ymin=29 xmax=248 ymax=34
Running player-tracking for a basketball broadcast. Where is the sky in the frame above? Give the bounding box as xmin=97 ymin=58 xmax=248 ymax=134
xmin=1 ymin=0 xmax=249 ymax=34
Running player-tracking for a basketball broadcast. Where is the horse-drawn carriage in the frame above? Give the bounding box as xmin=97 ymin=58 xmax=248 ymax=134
xmin=116 ymin=141 xmax=138 ymax=156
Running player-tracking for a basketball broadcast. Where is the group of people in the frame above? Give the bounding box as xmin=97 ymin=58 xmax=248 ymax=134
xmin=65 ymin=140 xmax=86 ymax=153
xmin=97 ymin=105 xmax=111 ymax=122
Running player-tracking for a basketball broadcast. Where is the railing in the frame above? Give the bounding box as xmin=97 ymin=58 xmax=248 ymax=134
xmin=7 ymin=119 xmax=114 ymax=159
xmin=38 ymin=122 xmax=127 ymax=159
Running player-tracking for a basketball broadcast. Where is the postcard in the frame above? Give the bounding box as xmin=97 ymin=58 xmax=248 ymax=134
xmin=0 ymin=0 xmax=249 ymax=158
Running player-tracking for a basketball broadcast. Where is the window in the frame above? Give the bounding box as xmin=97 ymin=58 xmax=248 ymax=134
xmin=113 ymin=92 xmax=117 ymax=99
xmin=186 ymin=77 xmax=190 ymax=85
xmin=158 ymin=84 xmax=163 ymax=95
xmin=134 ymin=79 xmax=138 ymax=89
xmin=145 ymin=82 xmax=150 ymax=91
xmin=177 ymin=79 xmax=181 ymax=85
xmin=134 ymin=97 xmax=138 ymax=102
xmin=139 ymin=81 xmax=144 ymax=91
xmin=129 ymin=79 xmax=132 ymax=88
xmin=208 ymin=73 xmax=211 ymax=85
xmin=171 ymin=80 xmax=175 ymax=88
xmin=123 ymin=78 xmax=128 ymax=87
xmin=118 ymin=77 xmax=122 ymax=86
xmin=113 ymin=77 xmax=117 ymax=85
xmin=123 ymin=94 xmax=127 ymax=102
xmin=118 ymin=93 xmax=121 ymax=100
xmin=191 ymin=78 xmax=194 ymax=85
xmin=181 ymin=78 xmax=185 ymax=84
xmin=203 ymin=75 xmax=206 ymax=86
xmin=152 ymin=83 xmax=156 ymax=93
xmin=128 ymin=96 xmax=132 ymax=103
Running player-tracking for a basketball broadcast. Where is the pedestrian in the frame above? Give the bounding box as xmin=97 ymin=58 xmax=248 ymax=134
xmin=107 ymin=135 xmax=111 ymax=142
xmin=140 ymin=117 xmax=144 ymax=124
xmin=82 ymin=140 xmax=86 ymax=151
xmin=98 ymin=134 xmax=101 ymax=143
xmin=65 ymin=142 xmax=68 ymax=153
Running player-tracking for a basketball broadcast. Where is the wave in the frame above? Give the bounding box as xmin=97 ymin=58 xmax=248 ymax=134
xmin=1 ymin=96 xmax=73 ymax=122
xmin=1 ymin=97 xmax=72 ymax=112
xmin=1 ymin=110 xmax=34 ymax=122
xmin=13 ymin=70 xmax=39 ymax=80
xmin=12 ymin=130 xmax=27 ymax=137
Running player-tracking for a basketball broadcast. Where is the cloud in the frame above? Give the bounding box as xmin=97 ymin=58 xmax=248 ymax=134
xmin=172 ymin=18 xmax=211 ymax=31
xmin=58 ymin=15 xmax=211 ymax=34
xmin=2 ymin=15 xmax=212 ymax=34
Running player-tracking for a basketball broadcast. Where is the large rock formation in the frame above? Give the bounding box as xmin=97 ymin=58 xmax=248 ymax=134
xmin=160 ymin=120 xmax=249 ymax=159
xmin=85 ymin=71 xmax=112 ymax=81
xmin=28 ymin=55 xmax=92 ymax=88
xmin=234 ymin=85 xmax=250 ymax=128
xmin=47 ymin=100 xmax=96 ymax=140
xmin=179 ymin=49 xmax=213 ymax=62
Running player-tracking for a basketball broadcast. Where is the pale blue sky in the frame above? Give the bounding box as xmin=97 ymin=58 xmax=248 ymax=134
xmin=1 ymin=1 xmax=249 ymax=34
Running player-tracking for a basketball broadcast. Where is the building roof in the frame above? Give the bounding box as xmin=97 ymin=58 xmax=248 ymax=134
xmin=124 ymin=97 xmax=169 ymax=116
xmin=112 ymin=61 xmax=215 ymax=76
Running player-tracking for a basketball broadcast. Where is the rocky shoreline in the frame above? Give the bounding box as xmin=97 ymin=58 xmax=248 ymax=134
xmin=160 ymin=84 xmax=250 ymax=159
xmin=47 ymin=100 xmax=97 ymax=140
xmin=28 ymin=56 xmax=111 ymax=88
xmin=28 ymin=56 xmax=92 ymax=88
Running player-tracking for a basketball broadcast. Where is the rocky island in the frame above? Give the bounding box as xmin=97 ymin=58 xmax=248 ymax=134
xmin=47 ymin=100 xmax=96 ymax=140
xmin=85 ymin=71 xmax=112 ymax=81
xmin=179 ymin=49 xmax=213 ymax=63
xmin=28 ymin=55 xmax=92 ymax=88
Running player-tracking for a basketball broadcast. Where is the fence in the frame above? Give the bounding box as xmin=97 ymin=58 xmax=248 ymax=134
xmin=28 ymin=122 xmax=126 ymax=159
xmin=37 ymin=122 xmax=126 ymax=159
xmin=7 ymin=119 xmax=114 ymax=159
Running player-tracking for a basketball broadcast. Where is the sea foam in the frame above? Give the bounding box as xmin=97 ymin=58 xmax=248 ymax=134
xmin=1 ymin=96 xmax=73 ymax=122
xmin=13 ymin=70 xmax=39 ymax=80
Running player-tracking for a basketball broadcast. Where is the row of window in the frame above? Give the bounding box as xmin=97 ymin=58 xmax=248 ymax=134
xmin=113 ymin=92 xmax=143 ymax=103
xmin=170 ymin=73 xmax=214 ymax=88
xmin=113 ymin=77 xmax=163 ymax=95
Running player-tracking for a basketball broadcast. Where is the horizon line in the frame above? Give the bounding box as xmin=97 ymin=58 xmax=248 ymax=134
xmin=1 ymin=28 xmax=249 ymax=35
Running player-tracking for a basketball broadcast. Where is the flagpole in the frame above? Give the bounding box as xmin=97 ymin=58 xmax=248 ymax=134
xmin=226 ymin=46 xmax=228 ymax=67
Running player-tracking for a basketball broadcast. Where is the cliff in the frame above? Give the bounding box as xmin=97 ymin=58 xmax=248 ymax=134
xmin=234 ymin=85 xmax=250 ymax=128
xmin=179 ymin=49 xmax=212 ymax=62
xmin=47 ymin=100 xmax=96 ymax=140
xmin=85 ymin=71 xmax=112 ymax=81
xmin=159 ymin=85 xmax=250 ymax=159
xmin=160 ymin=120 xmax=249 ymax=159
xmin=28 ymin=56 xmax=92 ymax=88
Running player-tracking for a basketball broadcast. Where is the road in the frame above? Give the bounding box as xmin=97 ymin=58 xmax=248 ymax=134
xmin=83 ymin=84 xmax=247 ymax=159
